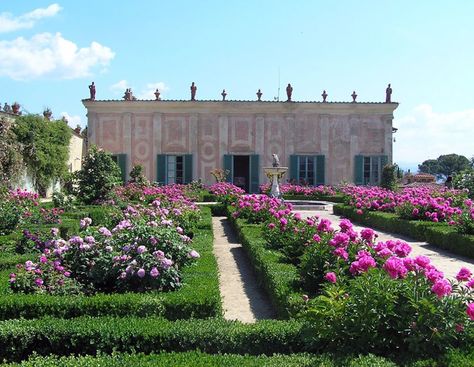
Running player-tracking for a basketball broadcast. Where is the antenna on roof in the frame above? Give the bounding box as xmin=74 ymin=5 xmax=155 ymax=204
xmin=274 ymin=67 xmax=280 ymax=102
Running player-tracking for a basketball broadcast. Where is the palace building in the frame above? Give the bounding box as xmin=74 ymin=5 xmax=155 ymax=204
xmin=83 ymin=87 xmax=398 ymax=192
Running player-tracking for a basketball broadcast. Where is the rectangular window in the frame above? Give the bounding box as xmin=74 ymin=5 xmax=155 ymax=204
xmin=362 ymin=156 xmax=382 ymax=185
xmin=292 ymin=155 xmax=324 ymax=185
xmin=166 ymin=155 xmax=184 ymax=184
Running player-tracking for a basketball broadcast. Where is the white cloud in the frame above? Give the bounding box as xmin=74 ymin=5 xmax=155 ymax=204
xmin=0 ymin=4 xmax=62 ymax=33
xmin=0 ymin=32 xmax=115 ymax=80
xmin=137 ymin=82 xmax=169 ymax=99
xmin=394 ymin=104 xmax=474 ymax=167
xmin=110 ymin=80 xmax=130 ymax=95
xmin=60 ymin=112 xmax=84 ymax=129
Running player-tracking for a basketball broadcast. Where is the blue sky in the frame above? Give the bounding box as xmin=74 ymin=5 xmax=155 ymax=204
xmin=1 ymin=1 xmax=473 ymax=172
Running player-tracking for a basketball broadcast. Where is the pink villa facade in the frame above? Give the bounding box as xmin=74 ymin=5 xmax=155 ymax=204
xmin=83 ymin=99 xmax=398 ymax=192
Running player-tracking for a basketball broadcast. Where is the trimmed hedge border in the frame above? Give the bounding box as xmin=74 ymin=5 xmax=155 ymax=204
xmin=0 ymin=207 xmax=221 ymax=320
xmin=0 ymin=317 xmax=472 ymax=366
xmin=225 ymin=206 xmax=305 ymax=318
xmin=0 ymin=351 xmax=404 ymax=367
xmin=333 ymin=204 xmax=474 ymax=259
xmin=0 ymin=316 xmax=305 ymax=362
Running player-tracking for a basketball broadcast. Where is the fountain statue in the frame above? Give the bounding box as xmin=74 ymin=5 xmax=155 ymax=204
xmin=263 ymin=154 xmax=288 ymax=199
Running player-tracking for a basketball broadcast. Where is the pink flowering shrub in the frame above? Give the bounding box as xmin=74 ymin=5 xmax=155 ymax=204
xmin=259 ymin=183 xmax=337 ymax=198
xmin=232 ymin=195 xmax=291 ymax=224
xmin=0 ymin=187 xmax=39 ymax=235
xmin=10 ymin=201 xmax=200 ymax=294
xmin=115 ymin=184 xmax=201 ymax=234
xmin=241 ymin=197 xmax=474 ymax=355
xmin=209 ymin=182 xmax=245 ymax=205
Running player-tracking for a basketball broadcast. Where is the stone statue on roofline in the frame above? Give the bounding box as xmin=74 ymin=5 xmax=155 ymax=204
xmin=190 ymin=82 xmax=197 ymax=101
xmin=154 ymin=89 xmax=161 ymax=100
xmin=256 ymin=89 xmax=262 ymax=101
xmin=286 ymin=83 xmax=293 ymax=102
xmin=89 ymin=82 xmax=96 ymax=100
xmin=385 ymin=83 xmax=392 ymax=103
xmin=221 ymin=89 xmax=227 ymax=101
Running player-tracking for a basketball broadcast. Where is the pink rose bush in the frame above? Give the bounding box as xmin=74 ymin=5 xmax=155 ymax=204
xmin=209 ymin=182 xmax=245 ymax=205
xmin=10 ymin=191 xmax=200 ymax=295
xmin=231 ymin=194 xmax=292 ymax=224
xmin=234 ymin=196 xmax=474 ymax=355
xmin=259 ymin=183 xmax=336 ymax=198
xmin=342 ymin=185 xmax=474 ymax=234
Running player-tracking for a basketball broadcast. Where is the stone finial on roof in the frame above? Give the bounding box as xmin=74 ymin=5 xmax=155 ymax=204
xmin=154 ymin=89 xmax=161 ymax=101
xmin=256 ymin=89 xmax=262 ymax=101
xmin=322 ymin=90 xmax=328 ymax=102
xmin=351 ymin=91 xmax=357 ymax=102
xmin=221 ymin=89 xmax=227 ymax=101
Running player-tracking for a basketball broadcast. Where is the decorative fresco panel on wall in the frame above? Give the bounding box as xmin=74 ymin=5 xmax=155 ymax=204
xmin=162 ymin=115 xmax=189 ymax=152
xmin=131 ymin=115 xmax=153 ymax=177
xmin=229 ymin=115 xmax=254 ymax=152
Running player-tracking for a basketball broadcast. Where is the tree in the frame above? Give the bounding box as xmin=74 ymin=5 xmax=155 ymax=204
xmin=418 ymin=154 xmax=472 ymax=178
xmin=13 ymin=114 xmax=71 ymax=196
xmin=418 ymin=159 xmax=440 ymax=175
xmin=74 ymin=146 xmax=122 ymax=204
xmin=0 ymin=117 xmax=23 ymax=187
xmin=129 ymin=164 xmax=149 ymax=186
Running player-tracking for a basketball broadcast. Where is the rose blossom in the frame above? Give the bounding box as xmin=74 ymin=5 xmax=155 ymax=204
xmin=456 ymin=267 xmax=472 ymax=282
xmin=137 ymin=268 xmax=146 ymax=278
xmin=150 ymin=267 xmax=160 ymax=278
xmin=325 ymin=272 xmax=337 ymax=283
xmin=431 ymin=278 xmax=452 ymax=298
xmin=467 ymin=303 xmax=474 ymax=321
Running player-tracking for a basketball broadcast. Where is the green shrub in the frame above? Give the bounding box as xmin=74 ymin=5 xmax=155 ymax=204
xmin=74 ymin=146 xmax=122 ymax=204
xmin=380 ymin=164 xmax=398 ymax=190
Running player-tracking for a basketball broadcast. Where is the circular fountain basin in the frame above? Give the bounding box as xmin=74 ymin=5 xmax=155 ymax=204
xmin=286 ymin=200 xmax=329 ymax=210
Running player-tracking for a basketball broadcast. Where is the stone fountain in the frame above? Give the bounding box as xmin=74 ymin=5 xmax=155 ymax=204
xmin=263 ymin=154 xmax=288 ymax=199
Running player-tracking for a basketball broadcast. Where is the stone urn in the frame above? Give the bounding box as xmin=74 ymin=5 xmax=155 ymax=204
xmin=12 ymin=102 xmax=20 ymax=114
xmin=263 ymin=166 xmax=288 ymax=199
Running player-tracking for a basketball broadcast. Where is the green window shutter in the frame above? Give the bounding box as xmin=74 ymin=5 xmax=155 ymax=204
xmin=184 ymin=154 xmax=193 ymax=184
xmin=381 ymin=155 xmax=388 ymax=168
xmin=249 ymin=154 xmax=260 ymax=193
xmin=223 ymin=155 xmax=233 ymax=183
xmin=289 ymin=155 xmax=298 ymax=183
xmin=156 ymin=154 xmax=167 ymax=185
xmin=117 ymin=154 xmax=127 ymax=184
xmin=354 ymin=155 xmax=364 ymax=185
xmin=316 ymin=155 xmax=325 ymax=185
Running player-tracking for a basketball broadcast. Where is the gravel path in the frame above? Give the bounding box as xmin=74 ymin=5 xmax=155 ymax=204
xmin=295 ymin=205 xmax=474 ymax=280
xmin=212 ymin=216 xmax=275 ymax=323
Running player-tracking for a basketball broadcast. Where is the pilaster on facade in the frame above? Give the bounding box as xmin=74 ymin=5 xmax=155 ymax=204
xmin=382 ymin=113 xmax=394 ymax=163
xmin=122 ymin=112 xmax=132 ymax=181
xmin=285 ymin=114 xmax=296 ymax=157
xmin=189 ymin=113 xmax=199 ymax=179
xmin=218 ymin=115 xmax=228 ymax=158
